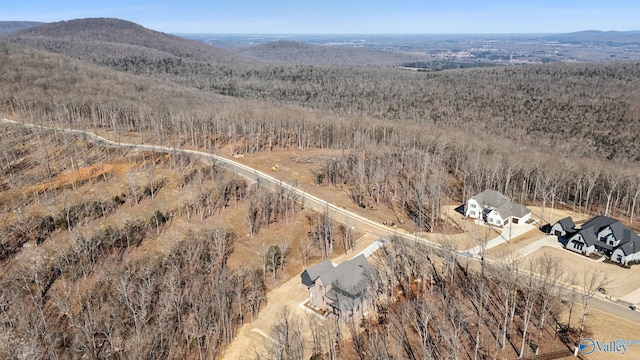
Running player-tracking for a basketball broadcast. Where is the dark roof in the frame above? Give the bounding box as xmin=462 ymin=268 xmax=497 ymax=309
xmin=609 ymin=222 xmax=627 ymax=242
xmin=619 ymin=238 xmax=640 ymax=255
xmin=556 ymin=217 xmax=575 ymax=231
xmin=319 ymin=257 xmax=370 ymax=294
xmin=576 ymin=215 xmax=640 ymax=256
xmin=301 ymin=259 xmax=334 ymax=287
xmin=581 ymin=215 xmax=618 ymax=233
xmin=595 ymin=242 xmax=613 ymax=251
xmin=619 ymin=229 xmax=640 ymax=255
xmin=576 ymin=228 xmax=598 ymax=246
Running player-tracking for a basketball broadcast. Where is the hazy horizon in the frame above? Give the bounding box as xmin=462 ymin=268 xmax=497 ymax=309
xmin=2 ymin=0 xmax=639 ymax=34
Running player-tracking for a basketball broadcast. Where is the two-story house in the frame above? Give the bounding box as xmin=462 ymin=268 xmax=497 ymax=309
xmin=465 ymin=189 xmax=531 ymax=226
xmin=301 ymin=254 xmax=371 ymax=319
xmin=558 ymin=215 xmax=640 ymax=265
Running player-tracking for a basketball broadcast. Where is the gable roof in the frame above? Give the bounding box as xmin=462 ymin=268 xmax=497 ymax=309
xmin=619 ymin=235 xmax=640 ymax=255
xmin=581 ymin=215 xmax=618 ymax=233
xmin=301 ymin=259 xmax=334 ymax=287
xmin=301 ymin=256 xmax=371 ymax=297
xmin=471 ymin=189 xmax=531 ymax=220
xmin=555 ymin=217 xmax=575 ymax=231
xmin=329 ymin=259 xmax=369 ymax=294
xmin=472 ymin=189 xmax=510 ymax=209
xmin=608 ymin=221 xmax=627 ymax=241
xmin=575 ymin=215 xmax=640 ymax=256
xmin=618 ymin=228 xmax=640 ymax=255
xmin=576 ymin=228 xmax=598 ymax=247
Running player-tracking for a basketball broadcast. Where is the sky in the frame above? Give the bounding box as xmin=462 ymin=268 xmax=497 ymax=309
xmin=2 ymin=0 xmax=639 ymax=34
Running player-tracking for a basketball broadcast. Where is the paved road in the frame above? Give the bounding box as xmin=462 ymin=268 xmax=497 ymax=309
xmin=4 ymin=118 xmax=640 ymax=327
xmin=0 ymin=118 xmax=430 ymax=247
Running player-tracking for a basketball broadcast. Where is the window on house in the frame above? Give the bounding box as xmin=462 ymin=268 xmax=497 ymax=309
xmin=470 ymin=203 xmax=476 ymax=208
xmin=319 ymin=285 xmax=323 ymax=291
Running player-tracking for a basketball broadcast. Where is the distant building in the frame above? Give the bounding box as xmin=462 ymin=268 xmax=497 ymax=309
xmin=465 ymin=189 xmax=531 ymax=226
xmin=558 ymin=215 xmax=640 ymax=265
xmin=301 ymin=254 xmax=371 ymax=319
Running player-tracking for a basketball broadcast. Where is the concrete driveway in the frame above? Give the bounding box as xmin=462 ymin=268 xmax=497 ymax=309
xmin=513 ymin=235 xmax=564 ymax=258
xmin=463 ymin=221 xmax=536 ymax=256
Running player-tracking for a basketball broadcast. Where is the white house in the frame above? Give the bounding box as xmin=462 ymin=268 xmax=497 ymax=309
xmin=612 ymin=241 xmax=640 ymax=265
xmin=566 ymin=229 xmax=597 ymax=256
xmin=562 ymin=215 xmax=640 ymax=265
xmin=550 ymin=217 xmax=575 ymax=237
xmin=465 ymin=189 xmax=531 ymax=226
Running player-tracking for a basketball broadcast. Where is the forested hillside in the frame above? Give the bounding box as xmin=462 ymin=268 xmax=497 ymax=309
xmin=9 ymin=19 xmax=640 ymax=161
xmin=235 ymin=40 xmax=423 ymax=66
xmin=0 ymin=124 xmax=272 ymax=358
xmin=8 ymin=18 xmax=251 ymax=65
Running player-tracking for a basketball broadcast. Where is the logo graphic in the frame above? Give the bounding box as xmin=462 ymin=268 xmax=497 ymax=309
xmin=579 ymin=338 xmax=640 ymax=355
xmin=579 ymin=338 xmax=596 ymax=355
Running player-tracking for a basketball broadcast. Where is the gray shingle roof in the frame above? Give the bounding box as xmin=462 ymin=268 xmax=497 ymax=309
xmin=472 ymin=189 xmax=531 ymax=219
xmin=619 ymin=228 xmax=640 ymax=255
xmin=556 ymin=217 xmax=575 ymax=231
xmin=472 ymin=189 xmax=510 ymax=209
xmin=619 ymin=238 xmax=640 ymax=255
xmin=581 ymin=215 xmax=618 ymax=232
xmin=575 ymin=215 xmax=640 ymax=257
xmin=301 ymin=259 xmax=334 ymax=287
xmin=577 ymin=228 xmax=598 ymax=246
xmin=301 ymin=255 xmax=371 ymax=312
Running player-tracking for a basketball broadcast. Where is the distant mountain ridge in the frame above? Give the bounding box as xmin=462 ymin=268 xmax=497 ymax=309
xmin=8 ymin=18 xmax=249 ymax=65
xmin=0 ymin=21 xmax=44 ymax=35
xmin=546 ymin=30 xmax=640 ymax=43
xmin=234 ymin=39 xmax=424 ymax=66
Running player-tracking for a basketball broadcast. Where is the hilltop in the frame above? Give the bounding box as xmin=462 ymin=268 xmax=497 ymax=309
xmin=8 ymin=17 xmax=251 ymax=65
xmin=0 ymin=21 xmax=44 ymax=35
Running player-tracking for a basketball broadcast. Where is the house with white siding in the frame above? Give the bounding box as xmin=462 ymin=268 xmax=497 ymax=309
xmin=550 ymin=217 xmax=576 ymax=238
xmin=465 ymin=189 xmax=531 ymax=226
xmin=560 ymin=215 xmax=640 ymax=265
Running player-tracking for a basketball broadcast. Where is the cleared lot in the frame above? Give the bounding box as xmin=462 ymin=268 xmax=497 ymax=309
xmin=523 ymin=247 xmax=640 ymax=303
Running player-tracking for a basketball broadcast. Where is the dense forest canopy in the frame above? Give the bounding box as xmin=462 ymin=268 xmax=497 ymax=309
xmin=7 ymin=19 xmax=640 ymax=161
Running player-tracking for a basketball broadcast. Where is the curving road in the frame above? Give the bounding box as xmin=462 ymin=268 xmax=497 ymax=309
xmin=0 ymin=118 xmax=428 ymax=245
xmin=3 ymin=118 xmax=639 ymax=326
